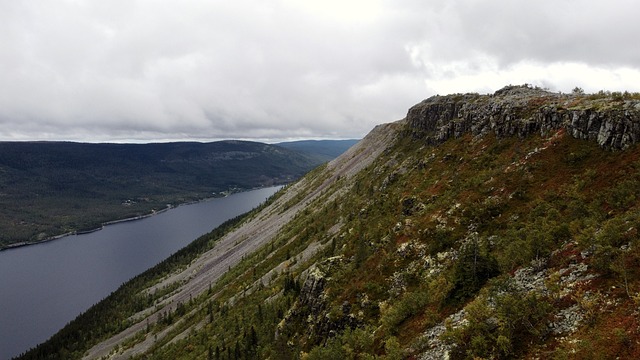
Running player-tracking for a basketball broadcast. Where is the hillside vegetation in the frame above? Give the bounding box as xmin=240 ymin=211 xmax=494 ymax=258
xmin=0 ymin=140 xmax=324 ymax=249
xmin=19 ymin=85 xmax=640 ymax=359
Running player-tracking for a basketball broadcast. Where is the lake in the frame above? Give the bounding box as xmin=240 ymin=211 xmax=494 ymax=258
xmin=0 ymin=186 xmax=281 ymax=360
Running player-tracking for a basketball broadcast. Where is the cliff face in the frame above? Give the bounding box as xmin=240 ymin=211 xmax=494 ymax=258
xmin=407 ymin=85 xmax=640 ymax=150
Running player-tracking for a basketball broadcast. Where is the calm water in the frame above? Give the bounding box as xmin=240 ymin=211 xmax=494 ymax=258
xmin=0 ymin=186 xmax=280 ymax=359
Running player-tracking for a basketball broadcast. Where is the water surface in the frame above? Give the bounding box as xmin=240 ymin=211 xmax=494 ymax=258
xmin=0 ymin=186 xmax=280 ymax=359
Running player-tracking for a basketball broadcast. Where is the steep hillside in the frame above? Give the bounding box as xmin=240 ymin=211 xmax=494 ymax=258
xmin=20 ymin=85 xmax=640 ymax=359
xmin=0 ymin=140 xmax=323 ymax=249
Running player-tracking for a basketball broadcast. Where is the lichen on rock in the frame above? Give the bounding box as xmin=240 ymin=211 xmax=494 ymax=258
xmin=406 ymin=85 xmax=640 ymax=150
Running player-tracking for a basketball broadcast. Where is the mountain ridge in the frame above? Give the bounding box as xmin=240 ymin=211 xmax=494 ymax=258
xmin=407 ymin=84 xmax=640 ymax=150
xmin=18 ymin=85 xmax=640 ymax=359
xmin=276 ymin=139 xmax=360 ymax=162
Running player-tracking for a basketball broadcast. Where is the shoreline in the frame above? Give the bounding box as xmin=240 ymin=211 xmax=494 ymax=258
xmin=0 ymin=207 xmax=174 ymax=252
xmin=0 ymin=188 xmax=263 ymax=252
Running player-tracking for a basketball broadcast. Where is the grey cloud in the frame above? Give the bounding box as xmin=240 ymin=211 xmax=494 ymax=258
xmin=0 ymin=0 xmax=639 ymax=142
xmin=445 ymin=0 xmax=640 ymax=67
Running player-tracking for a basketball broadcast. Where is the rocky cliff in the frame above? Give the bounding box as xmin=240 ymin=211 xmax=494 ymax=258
xmin=407 ymin=85 xmax=640 ymax=150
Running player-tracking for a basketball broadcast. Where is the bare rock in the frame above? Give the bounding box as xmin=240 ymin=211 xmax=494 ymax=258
xmin=406 ymin=85 xmax=640 ymax=151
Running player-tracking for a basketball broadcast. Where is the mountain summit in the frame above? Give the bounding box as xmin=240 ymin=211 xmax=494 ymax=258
xmin=407 ymin=84 xmax=640 ymax=150
xmin=21 ymin=86 xmax=640 ymax=359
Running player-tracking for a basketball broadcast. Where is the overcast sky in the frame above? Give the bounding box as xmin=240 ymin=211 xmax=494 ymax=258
xmin=1 ymin=0 xmax=639 ymax=143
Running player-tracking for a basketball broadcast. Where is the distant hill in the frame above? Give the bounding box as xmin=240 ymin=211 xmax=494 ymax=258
xmin=0 ymin=140 xmax=325 ymax=248
xmin=276 ymin=139 xmax=359 ymax=162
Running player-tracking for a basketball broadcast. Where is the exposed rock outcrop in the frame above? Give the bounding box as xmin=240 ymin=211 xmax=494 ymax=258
xmin=276 ymin=264 xmax=359 ymax=347
xmin=407 ymin=85 xmax=640 ymax=150
xmin=417 ymin=242 xmax=600 ymax=360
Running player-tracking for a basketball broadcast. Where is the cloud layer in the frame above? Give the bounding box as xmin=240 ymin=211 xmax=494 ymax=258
xmin=1 ymin=0 xmax=639 ymax=142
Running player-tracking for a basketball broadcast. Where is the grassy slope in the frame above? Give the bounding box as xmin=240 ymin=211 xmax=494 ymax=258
xmin=19 ymin=96 xmax=640 ymax=359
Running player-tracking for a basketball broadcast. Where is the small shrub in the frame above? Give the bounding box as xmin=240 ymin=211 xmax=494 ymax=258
xmin=381 ymin=288 xmax=430 ymax=332
xmin=447 ymin=241 xmax=499 ymax=304
xmin=445 ymin=282 xmax=551 ymax=359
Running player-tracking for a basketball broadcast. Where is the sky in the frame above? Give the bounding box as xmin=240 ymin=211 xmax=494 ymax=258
xmin=1 ymin=0 xmax=640 ymax=143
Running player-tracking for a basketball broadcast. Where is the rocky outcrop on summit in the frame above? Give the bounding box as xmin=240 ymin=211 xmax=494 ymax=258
xmin=407 ymin=85 xmax=640 ymax=150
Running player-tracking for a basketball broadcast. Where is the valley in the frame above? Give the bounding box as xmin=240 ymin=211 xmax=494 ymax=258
xmin=18 ymin=85 xmax=640 ymax=359
xmin=0 ymin=140 xmax=354 ymax=249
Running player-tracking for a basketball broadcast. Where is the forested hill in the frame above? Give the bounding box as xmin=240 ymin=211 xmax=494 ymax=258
xmin=0 ymin=140 xmax=327 ymax=249
xmin=276 ymin=139 xmax=359 ymax=162
xmin=19 ymin=85 xmax=640 ymax=359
